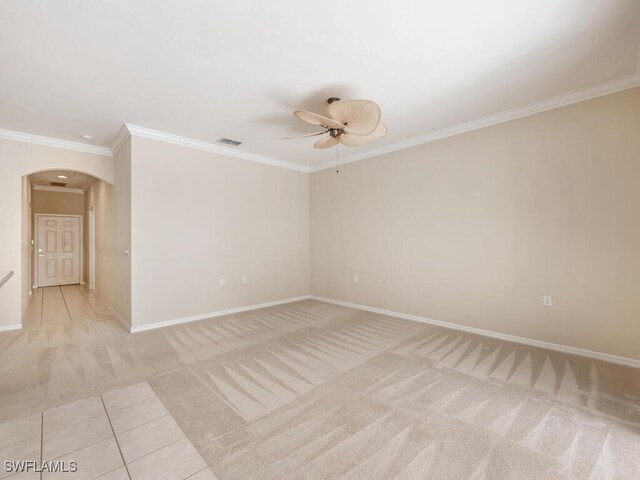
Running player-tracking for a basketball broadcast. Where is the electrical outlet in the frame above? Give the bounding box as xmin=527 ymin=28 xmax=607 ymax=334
xmin=219 ymin=278 xmax=226 ymax=287
xmin=543 ymin=295 xmax=552 ymax=307
xmin=242 ymin=276 xmax=248 ymax=285
xmin=353 ymin=274 xmax=358 ymax=283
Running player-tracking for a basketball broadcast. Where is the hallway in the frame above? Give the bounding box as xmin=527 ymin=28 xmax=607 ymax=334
xmin=23 ymin=285 xmax=112 ymax=327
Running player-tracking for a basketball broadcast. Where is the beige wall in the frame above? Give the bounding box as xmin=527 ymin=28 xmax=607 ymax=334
xmin=31 ymin=190 xmax=85 ymax=215
xmin=113 ymin=138 xmax=132 ymax=325
xmin=20 ymin=177 xmax=31 ymax=318
xmin=0 ymin=138 xmax=114 ymax=329
xmin=83 ymin=139 xmax=132 ymax=327
xmin=310 ymin=87 xmax=640 ymax=360
xmin=130 ymin=136 xmax=310 ymax=327
xmin=82 ymin=182 xmax=94 ymax=285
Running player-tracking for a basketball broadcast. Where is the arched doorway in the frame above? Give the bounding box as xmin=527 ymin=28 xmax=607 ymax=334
xmin=0 ymin=139 xmax=117 ymax=332
xmin=22 ymin=169 xmax=114 ymax=327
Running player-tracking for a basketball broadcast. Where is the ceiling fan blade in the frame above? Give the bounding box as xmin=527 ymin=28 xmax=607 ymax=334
xmin=327 ymin=99 xmax=381 ymax=136
xmin=340 ymin=122 xmax=387 ymax=147
xmin=294 ymin=110 xmax=345 ymax=130
xmin=314 ymin=135 xmax=339 ymax=149
xmin=280 ymin=131 xmax=326 ymax=140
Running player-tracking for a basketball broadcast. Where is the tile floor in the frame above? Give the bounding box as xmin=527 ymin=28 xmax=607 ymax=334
xmin=23 ymin=286 xmax=112 ymax=328
xmin=0 ymin=382 xmax=215 ymax=479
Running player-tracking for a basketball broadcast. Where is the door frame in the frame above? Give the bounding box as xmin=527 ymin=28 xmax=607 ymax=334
xmin=34 ymin=213 xmax=83 ymax=288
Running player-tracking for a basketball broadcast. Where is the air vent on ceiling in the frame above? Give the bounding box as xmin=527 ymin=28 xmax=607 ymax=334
xmin=50 ymin=182 xmax=67 ymax=187
xmin=217 ymin=138 xmax=242 ymax=147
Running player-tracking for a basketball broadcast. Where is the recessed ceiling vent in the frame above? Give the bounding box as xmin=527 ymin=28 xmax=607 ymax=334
xmin=50 ymin=181 xmax=67 ymax=187
xmin=217 ymin=138 xmax=242 ymax=147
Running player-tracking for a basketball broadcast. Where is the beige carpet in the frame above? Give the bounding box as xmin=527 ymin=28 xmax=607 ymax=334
xmin=1 ymin=300 xmax=639 ymax=479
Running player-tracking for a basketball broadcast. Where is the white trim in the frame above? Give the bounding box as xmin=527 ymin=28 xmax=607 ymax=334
xmin=33 ymin=185 xmax=85 ymax=194
xmin=0 ymin=324 xmax=22 ymax=332
xmin=125 ymin=124 xmax=310 ymax=173
xmin=110 ymin=124 xmax=131 ymax=156
xmin=0 ymin=128 xmax=112 ymax=156
xmin=34 ymin=214 xmax=83 ymax=288
xmin=310 ymin=296 xmax=640 ymax=369
xmin=94 ymin=291 xmax=131 ymax=332
xmin=309 ymin=74 xmax=640 ymax=172
xmin=130 ymin=295 xmax=312 ymax=333
xmin=1 ymin=73 xmax=638 ymax=171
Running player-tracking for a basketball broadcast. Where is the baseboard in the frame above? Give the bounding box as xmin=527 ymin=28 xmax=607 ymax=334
xmin=130 ymin=295 xmax=312 ymax=333
xmin=93 ymin=291 xmax=132 ymax=333
xmin=0 ymin=323 xmax=22 ymax=332
xmin=310 ymin=295 xmax=640 ymax=369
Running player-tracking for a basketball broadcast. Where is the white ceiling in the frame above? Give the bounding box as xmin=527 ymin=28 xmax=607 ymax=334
xmin=1 ymin=1 xmax=639 ymax=168
xmin=30 ymin=171 xmax=94 ymax=190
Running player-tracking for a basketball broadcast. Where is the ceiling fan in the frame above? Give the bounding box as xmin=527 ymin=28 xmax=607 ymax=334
xmin=285 ymin=97 xmax=387 ymax=149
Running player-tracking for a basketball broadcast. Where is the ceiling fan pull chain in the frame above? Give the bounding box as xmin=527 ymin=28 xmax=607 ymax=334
xmin=336 ymin=142 xmax=339 ymax=173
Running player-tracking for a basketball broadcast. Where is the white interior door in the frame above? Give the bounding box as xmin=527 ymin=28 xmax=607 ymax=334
xmin=37 ymin=215 xmax=81 ymax=287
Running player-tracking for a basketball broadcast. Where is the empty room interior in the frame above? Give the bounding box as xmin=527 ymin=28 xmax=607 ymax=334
xmin=1 ymin=1 xmax=640 ymax=479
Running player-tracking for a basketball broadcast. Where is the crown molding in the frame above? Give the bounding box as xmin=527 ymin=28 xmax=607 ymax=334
xmin=309 ymin=73 xmax=640 ymax=172
xmin=33 ymin=185 xmax=85 ymax=194
xmin=2 ymin=70 xmax=639 ymax=171
xmin=110 ymin=124 xmax=131 ymax=156
xmin=0 ymin=128 xmax=112 ymax=156
xmin=124 ymin=124 xmax=310 ymax=173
